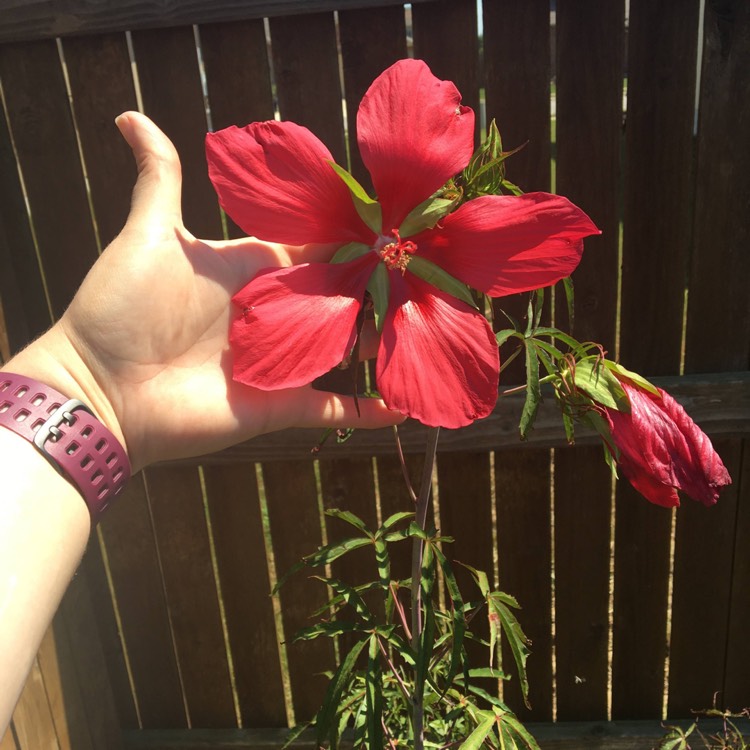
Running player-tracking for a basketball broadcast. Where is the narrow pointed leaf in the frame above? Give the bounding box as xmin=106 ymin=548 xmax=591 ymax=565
xmin=365 ymin=634 xmax=383 ymax=748
xmin=458 ymin=713 xmax=497 ymax=750
xmin=330 ymin=241 xmax=371 ymax=264
xmin=328 ymin=160 xmax=382 ymax=233
xmin=572 ymin=359 xmax=629 ymax=411
xmin=303 ymin=537 xmax=372 ymax=568
xmin=407 ymin=255 xmax=478 ymax=310
xmin=602 ymin=359 xmax=660 ymax=395
xmin=399 ymin=195 xmax=457 ymax=238
xmin=366 ymin=261 xmax=389 ymax=333
xmin=378 ymin=511 xmax=415 ymax=534
xmin=325 ymin=507 xmax=371 ymax=534
xmin=519 ymin=340 xmax=541 ymax=438
xmin=490 ymin=595 xmax=532 ymax=708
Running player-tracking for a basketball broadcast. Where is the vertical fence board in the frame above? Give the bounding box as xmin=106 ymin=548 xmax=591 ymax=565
xmin=339 ymin=5 xmax=407 ymax=187
xmin=203 ymin=463 xmax=287 ymax=727
xmin=672 ymin=0 xmax=750 ymax=715
xmin=37 ymin=625 xmax=93 ymax=750
xmin=262 ymin=460 xmax=335 ymax=722
xmin=553 ymin=0 xmax=624 ymax=721
xmin=145 ymin=465 xmax=236 ymax=727
xmin=613 ymin=0 xmax=700 ymax=720
xmin=483 ymin=0 xmax=553 ymax=722
xmin=554 ymin=448 xmax=612 ymax=720
xmin=269 ymin=12 xmax=346 ymax=166
xmin=131 ymin=26 xmax=222 ymax=240
xmin=0 ymin=40 xmax=98 ymax=318
xmin=98 ymin=476 xmax=187 ymax=728
xmin=725 ymin=440 xmax=750 ymax=706
xmin=495 ymin=448 xmax=553 ymax=720
xmin=412 ymin=0 xmax=479 ymax=138
xmin=61 ymin=33 xmax=138 ymax=248
xmin=200 ymin=19 xmax=274 ymax=241
xmin=12 ymin=658 xmax=60 ymax=750
xmin=0 ymin=98 xmax=49 ymax=351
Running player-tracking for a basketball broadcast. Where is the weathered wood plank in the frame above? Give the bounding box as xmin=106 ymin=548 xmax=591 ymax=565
xmin=175 ymin=372 xmax=750 ymax=464
xmin=553 ymin=0 xmax=624 ymax=721
xmin=61 ymin=33 xmax=139 ymax=248
xmin=0 ymin=0 xmax=434 ymax=44
xmin=268 ymin=12 xmax=346 ymax=165
xmin=122 ymin=719 xmax=748 ymax=748
xmin=0 ymin=39 xmax=99 ymax=319
xmin=97 ymin=476 xmax=187 ymax=728
xmin=11 ymin=657 xmax=60 ymax=750
xmin=0 ymin=96 xmax=49 ymax=352
xmin=144 ymin=465 xmax=237 ymax=727
xmin=261 ymin=461 xmax=335 ymax=722
xmin=671 ymin=0 xmax=750 ymax=715
xmin=613 ymin=0 xmax=701 ymax=720
xmin=338 ymin=4 xmax=407 ymax=187
xmin=202 ymin=463 xmax=288 ymax=727
xmin=130 ymin=26 xmax=223 ymax=240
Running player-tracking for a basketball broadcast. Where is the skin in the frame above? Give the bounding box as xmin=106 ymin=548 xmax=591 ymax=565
xmin=0 ymin=112 xmax=402 ymax=732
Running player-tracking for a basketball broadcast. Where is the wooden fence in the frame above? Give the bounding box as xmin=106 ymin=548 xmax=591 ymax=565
xmin=1 ymin=0 xmax=749 ymax=747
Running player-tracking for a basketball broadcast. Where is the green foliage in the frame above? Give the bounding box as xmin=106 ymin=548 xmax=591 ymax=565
xmin=657 ymin=706 xmax=750 ymax=750
xmin=277 ymin=510 xmax=539 ymax=749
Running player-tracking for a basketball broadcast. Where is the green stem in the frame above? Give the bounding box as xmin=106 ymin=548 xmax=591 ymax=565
xmin=410 ymin=426 xmax=440 ymax=750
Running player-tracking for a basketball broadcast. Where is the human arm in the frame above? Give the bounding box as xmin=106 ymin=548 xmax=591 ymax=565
xmin=0 ymin=112 xmax=401 ymax=730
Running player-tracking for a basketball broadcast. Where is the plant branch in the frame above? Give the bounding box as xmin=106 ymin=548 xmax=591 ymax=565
xmin=393 ymin=424 xmax=417 ymax=503
xmin=389 ymin=582 xmax=412 ymax=642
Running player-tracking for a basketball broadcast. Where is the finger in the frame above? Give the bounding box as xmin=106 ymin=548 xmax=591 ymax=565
xmin=297 ymin=390 xmax=405 ymax=430
xmin=115 ymin=111 xmax=183 ymax=225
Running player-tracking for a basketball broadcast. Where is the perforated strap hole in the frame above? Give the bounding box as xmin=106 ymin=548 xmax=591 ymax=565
xmin=113 ymin=468 xmax=124 ymax=482
xmin=0 ymin=401 xmax=9 ymax=414
xmin=81 ymin=426 xmax=93 ymax=439
xmin=0 ymin=381 xmax=10 ymax=392
xmin=106 ymin=452 xmax=118 ymax=467
xmin=80 ymin=455 xmax=93 ymax=470
xmin=14 ymin=386 xmax=28 ymax=398
xmin=97 ymin=485 xmax=110 ymax=500
xmin=66 ymin=441 xmax=80 ymax=456
xmin=95 ymin=438 xmax=107 ymax=453
xmin=31 ymin=419 xmax=45 ymax=432
xmin=91 ymin=469 xmax=104 ymax=486
xmin=31 ymin=393 xmax=46 ymax=407
xmin=14 ymin=409 xmax=30 ymax=423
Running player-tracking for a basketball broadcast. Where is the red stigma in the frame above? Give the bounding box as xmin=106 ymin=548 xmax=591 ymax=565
xmin=379 ymin=229 xmax=417 ymax=273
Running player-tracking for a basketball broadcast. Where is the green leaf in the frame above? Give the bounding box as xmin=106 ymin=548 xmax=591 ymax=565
xmin=602 ymin=359 xmax=660 ymax=395
xmin=374 ymin=538 xmax=390 ymax=590
xmin=496 ymin=329 xmax=522 ymax=347
xmin=366 ymin=261 xmax=389 ymax=333
xmin=330 ymin=241 xmax=370 ymax=264
xmin=328 ymin=161 xmax=382 ymax=233
xmin=560 ymin=275 xmax=575 ymax=331
xmin=365 ymin=634 xmax=383 ymax=748
xmin=501 ymin=713 xmax=541 ymax=750
xmin=489 ymin=594 xmax=532 ymax=709
xmin=282 ymin=721 xmax=311 ymax=749
xmin=377 ymin=511 xmax=415 ymax=534
xmin=433 ymin=546 xmax=466 ymax=693
xmin=294 ymin=620 xmax=361 ymax=641
xmin=458 ymin=712 xmax=497 ymax=750
xmin=459 ymin=562 xmax=491 ymax=598
xmin=310 ymin=576 xmax=373 ymax=623
xmin=315 ymin=637 xmax=368 ymax=747
xmin=399 ymin=195 xmax=457 ymax=237
xmin=408 ymin=255 xmax=478 ymax=310
xmin=519 ymin=340 xmax=541 ymax=439
xmin=325 ymin=507 xmax=371 ymax=534
xmin=302 ymin=536 xmax=372 ymax=569
xmin=572 ymin=359 xmax=629 ymax=411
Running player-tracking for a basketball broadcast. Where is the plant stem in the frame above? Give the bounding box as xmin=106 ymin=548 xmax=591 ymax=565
xmin=410 ymin=426 xmax=440 ymax=750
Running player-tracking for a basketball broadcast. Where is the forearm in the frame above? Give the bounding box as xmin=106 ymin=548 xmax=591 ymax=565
xmin=0 ymin=425 xmax=91 ymax=732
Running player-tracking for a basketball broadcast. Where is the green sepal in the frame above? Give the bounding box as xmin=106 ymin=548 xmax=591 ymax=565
xmin=398 ymin=195 xmax=457 ymax=238
xmin=328 ymin=161 xmax=382 ymax=233
xmin=330 ymin=241 xmax=370 ymax=264
xmin=366 ymin=261 xmax=389 ymax=333
xmin=602 ymin=359 xmax=660 ymax=396
xmin=572 ymin=359 xmax=629 ymax=412
xmin=407 ymin=255 xmax=478 ymax=310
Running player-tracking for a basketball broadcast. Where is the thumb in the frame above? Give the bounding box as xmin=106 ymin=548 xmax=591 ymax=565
xmin=115 ymin=111 xmax=183 ymax=226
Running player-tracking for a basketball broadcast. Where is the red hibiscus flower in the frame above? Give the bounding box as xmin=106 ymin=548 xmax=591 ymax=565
xmin=605 ymin=378 xmax=731 ymax=507
xmin=206 ymin=59 xmax=599 ymax=428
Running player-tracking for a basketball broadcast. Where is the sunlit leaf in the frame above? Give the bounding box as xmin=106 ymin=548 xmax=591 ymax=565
xmin=330 ymin=241 xmax=371 ymax=264
xmin=325 ymin=507 xmax=371 ymax=535
xmin=458 ymin=712 xmax=496 ymax=750
xmin=399 ymin=195 xmax=457 ymax=238
xmin=519 ymin=340 xmax=541 ymax=439
xmin=408 ymin=255 xmax=478 ymax=310
xmin=328 ymin=161 xmax=382 ymax=233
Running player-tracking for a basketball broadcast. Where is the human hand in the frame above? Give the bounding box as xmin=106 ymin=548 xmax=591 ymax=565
xmin=5 ymin=112 xmax=402 ymax=472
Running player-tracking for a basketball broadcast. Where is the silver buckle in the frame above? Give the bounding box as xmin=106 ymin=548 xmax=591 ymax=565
xmin=33 ymin=399 xmax=93 ymax=472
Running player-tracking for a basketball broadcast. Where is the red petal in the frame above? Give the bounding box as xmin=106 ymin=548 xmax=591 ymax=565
xmin=416 ymin=193 xmax=600 ymax=296
xmin=375 ymin=271 xmax=499 ymax=428
xmin=231 ymin=254 xmax=378 ymax=389
xmin=607 ymin=382 xmax=732 ymax=507
xmin=357 ymin=59 xmax=475 ymax=232
xmin=206 ymin=121 xmax=374 ymax=245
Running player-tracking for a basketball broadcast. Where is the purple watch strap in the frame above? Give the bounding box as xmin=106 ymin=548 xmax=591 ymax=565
xmin=0 ymin=373 xmax=130 ymax=521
